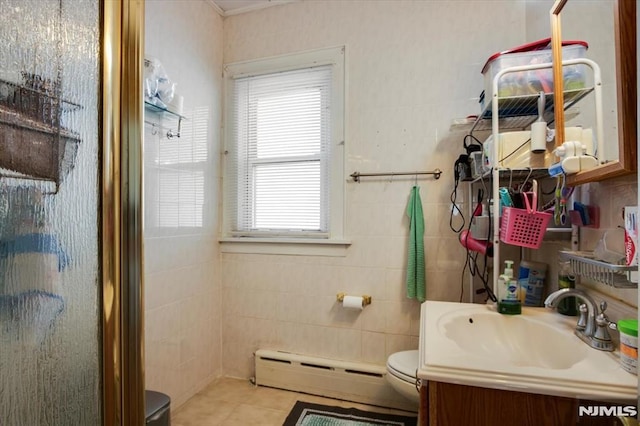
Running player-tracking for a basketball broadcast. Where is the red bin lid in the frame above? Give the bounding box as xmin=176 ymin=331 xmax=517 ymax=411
xmin=481 ymin=38 xmax=589 ymax=74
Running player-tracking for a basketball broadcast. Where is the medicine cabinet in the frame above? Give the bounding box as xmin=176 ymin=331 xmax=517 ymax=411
xmin=553 ymin=0 xmax=636 ymax=185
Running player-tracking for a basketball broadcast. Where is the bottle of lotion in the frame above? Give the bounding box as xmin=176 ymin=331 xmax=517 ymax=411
xmin=498 ymin=260 xmax=521 ymax=315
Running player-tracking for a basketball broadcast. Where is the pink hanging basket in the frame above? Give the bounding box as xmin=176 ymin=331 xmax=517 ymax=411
xmin=500 ymin=191 xmax=552 ymax=249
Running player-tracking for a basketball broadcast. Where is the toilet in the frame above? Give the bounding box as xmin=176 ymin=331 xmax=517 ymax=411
xmin=386 ymin=350 xmax=420 ymax=405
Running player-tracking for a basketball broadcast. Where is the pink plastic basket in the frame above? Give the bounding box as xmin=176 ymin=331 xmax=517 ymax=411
xmin=500 ymin=191 xmax=552 ymax=249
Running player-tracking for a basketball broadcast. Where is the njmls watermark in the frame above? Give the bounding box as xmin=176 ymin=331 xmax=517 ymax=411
xmin=578 ymin=405 xmax=638 ymax=418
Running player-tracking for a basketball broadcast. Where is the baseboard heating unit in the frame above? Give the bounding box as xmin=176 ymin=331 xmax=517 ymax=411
xmin=254 ymin=349 xmax=416 ymax=411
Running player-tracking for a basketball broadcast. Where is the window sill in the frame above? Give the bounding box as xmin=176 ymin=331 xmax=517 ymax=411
xmin=219 ymin=237 xmax=351 ymax=257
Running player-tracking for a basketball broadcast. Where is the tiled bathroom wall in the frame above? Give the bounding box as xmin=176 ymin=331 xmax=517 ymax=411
xmin=220 ymin=0 xmax=532 ymax=378
xmin=140 ymin=0 xmax=637 ymax=406
xmin=575 ymin=176 xmax=638 ymax=310
xmin=526 ymin=174 xmax=638 ymax=328
xmin=144 ymin=0 xmax=223 ymax=408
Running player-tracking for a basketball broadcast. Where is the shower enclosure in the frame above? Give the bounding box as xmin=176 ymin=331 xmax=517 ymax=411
xmin=0 ymin=0 xmax=144 ymax=424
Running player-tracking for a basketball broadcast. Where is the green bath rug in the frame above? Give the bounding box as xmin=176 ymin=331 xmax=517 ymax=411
xmin=283 ymin=401 xmax=417 ymax=426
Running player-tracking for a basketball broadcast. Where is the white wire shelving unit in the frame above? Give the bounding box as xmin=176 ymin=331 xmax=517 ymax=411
xmin=467 ymin=58 xmax=608 ymax=299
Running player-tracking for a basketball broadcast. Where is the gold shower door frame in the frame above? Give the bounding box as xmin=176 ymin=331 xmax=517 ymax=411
xmin=102 ymin=0 xmax=145 ymax=424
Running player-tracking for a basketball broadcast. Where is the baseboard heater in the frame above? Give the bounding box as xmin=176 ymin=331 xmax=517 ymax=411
xmin=254 ymin=349 xmax=416 ymax=412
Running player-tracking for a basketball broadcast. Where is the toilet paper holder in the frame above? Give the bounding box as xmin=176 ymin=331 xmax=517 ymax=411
xmin=336 ymin=292 xmax=372 ymax=307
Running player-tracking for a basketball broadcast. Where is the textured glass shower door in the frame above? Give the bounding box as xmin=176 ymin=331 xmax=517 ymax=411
xmin=0 ymin=0 xmax=102 ymax=423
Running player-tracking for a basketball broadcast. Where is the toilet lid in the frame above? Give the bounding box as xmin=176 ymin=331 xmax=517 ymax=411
xmin=387 ymin=350 xmax=418 ymax=380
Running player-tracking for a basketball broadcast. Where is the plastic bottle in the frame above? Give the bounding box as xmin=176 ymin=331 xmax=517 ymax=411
xmin=498 ymin=260 xmax=521 ymax=315
xmin=519 ymin=260 xmax=547 ymax=307
xmin=557 ymin=261 xmax=577 ymax=316
xmin=619 ymin=319 xmax=638 ymax=375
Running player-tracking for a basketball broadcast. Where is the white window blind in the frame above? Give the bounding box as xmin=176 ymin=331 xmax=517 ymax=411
xmin=145 ymin=106 xmax=209 ymax=230
xmin=227 ymin=65 xmax=332 ymax=237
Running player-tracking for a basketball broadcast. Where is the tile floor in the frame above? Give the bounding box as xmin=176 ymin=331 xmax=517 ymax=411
xmin=172 ymin=377 xmax=417 ymax=426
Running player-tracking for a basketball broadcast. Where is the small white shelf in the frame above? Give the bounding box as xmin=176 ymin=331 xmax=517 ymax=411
xmin=144 ymin=101 xmax=186 ymax=138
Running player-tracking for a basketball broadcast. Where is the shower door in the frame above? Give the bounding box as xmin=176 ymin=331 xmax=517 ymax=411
xmin=0 ymin=0 xmax=144 ymax=424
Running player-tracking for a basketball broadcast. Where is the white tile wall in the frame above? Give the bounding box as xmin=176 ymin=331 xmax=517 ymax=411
xmin=141 ymin=0 xmax=636 ymax=399
xmin=144 ymin=0 xmax=223 ymax=409
xmin=575 ymin=176 xmax=638 ymax=315
xmin=523 ymin=179 xmax=638 ymax=331
xmin=220 ymin=0 xmax=531 ymax=378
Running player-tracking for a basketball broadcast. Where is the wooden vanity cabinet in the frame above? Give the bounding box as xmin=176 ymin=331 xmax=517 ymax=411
xmin=420 ymin=381 xmax=633 ymax=426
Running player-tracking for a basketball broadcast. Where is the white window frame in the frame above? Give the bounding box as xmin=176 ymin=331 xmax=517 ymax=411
xmin=220 ymin=46 xmax=349 ymax=256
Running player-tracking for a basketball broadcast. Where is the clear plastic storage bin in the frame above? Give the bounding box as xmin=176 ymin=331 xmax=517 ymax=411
xmin=482 ymin=38 xmax=588 ymax=99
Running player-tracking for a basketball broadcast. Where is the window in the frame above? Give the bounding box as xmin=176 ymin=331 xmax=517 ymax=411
xmin=222 ymin=47 xmax=347 ymax=254
xmin=145 ymin=105 xmax=209 ymax=230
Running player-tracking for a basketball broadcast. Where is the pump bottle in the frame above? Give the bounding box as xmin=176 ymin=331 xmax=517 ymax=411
xmin=498 ymin=260 xmax=521 ymax=315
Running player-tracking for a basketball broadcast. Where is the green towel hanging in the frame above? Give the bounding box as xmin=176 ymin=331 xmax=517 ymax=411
xmin=406 ymin=185 xmax=426 ymax=302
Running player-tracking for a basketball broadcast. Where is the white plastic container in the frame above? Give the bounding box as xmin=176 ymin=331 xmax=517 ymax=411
xmin=618 ymin=319 xmax=638 ymax=375
xmin=482 ymin=39 xmax=588 ymax=99
xmin=517 ymin=260 xmax=547 ymax=307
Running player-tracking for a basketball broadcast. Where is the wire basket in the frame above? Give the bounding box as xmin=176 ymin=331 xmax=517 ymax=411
xmin=500 ymin=191 xmax=552 ymax=249
xmin=0 ymin=75 xmax=81 ymax=187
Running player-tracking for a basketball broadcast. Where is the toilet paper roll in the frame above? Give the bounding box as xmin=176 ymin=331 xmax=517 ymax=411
xmin=342 ymin=295 xmax=364 ymax=310
xmin=530 ymin=121 xmax=547 ymax=153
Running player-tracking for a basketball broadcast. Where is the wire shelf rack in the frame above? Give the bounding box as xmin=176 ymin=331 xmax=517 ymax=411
xmin=0 ymin=77 xmax=82 ymax=191
xmin=470 ymin=88 xmax=593 ymax=133
xmin=560 ymin=250 xmax=638 ymax=289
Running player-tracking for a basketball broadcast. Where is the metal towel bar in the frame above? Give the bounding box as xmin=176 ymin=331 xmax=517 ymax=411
xmin=350 ymin=169 xmax=442 ymax=182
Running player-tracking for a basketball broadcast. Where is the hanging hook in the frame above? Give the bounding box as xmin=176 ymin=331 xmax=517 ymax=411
xmin=522 ymin=167 xmax=533 ymax=190
xmin=414 ymin=173 xmax=418 ymax=186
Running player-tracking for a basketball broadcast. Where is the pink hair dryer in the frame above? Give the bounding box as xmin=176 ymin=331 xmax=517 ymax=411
xmin=459 ymin=229 xmax=493 ymax=257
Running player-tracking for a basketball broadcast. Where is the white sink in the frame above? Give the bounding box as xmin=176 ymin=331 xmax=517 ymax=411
xmin=419 ymin=301 xmax=637 ymax=402
xmin=440 ymin=309 xmax=588 ymax=370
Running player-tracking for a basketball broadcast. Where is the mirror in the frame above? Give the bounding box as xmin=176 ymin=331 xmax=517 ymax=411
xmin=551 ymin=0 xmax=637 ymax=185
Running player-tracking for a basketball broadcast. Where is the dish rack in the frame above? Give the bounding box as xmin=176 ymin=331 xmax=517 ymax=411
xmin=0 ymin=74 xmax=82 ymax=191
xmin=560 ymin=250 xmax=638 ymax=289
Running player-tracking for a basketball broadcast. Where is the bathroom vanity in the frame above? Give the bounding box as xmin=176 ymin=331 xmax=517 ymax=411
xmin=417 ymin=301 xmax=637 ymax=426
xmin=420 ymin=381 xmax=633 ymax=426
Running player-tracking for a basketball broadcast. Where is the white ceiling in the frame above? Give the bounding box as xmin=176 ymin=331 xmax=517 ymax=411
xmin=211 ymin=0 xmax=298 ymax=16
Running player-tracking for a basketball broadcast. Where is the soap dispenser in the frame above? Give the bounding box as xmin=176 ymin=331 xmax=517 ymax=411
xmin=498 ymin=260 xmax=521 ymax=315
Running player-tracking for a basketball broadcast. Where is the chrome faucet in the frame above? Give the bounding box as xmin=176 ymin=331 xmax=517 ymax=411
xmin=544 ymin=288 xmax=614 ymax=351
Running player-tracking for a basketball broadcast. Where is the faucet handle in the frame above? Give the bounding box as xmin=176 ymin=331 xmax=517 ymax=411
xmin=576 ymin=303 xmax=588 ymax=331
xmin=599 ymin=300 xmax=608 ymax=314
xmin=593 ymin=301 xmax=615 ymax=351
xmin=596 ymin=301 xmax=618 ymax=331
xmin=595 ymin=300 xmax=610 ymax=328
xmin=596 ymin=301 xmax=610 ymax=325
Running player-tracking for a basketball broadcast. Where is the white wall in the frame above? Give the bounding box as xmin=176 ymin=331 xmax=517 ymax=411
xmin=220 ymin=0 xmax=531 ymax=378
xmin=144 ymin=0 xmax=223 ymax=408
xmin=139 ymin=0 xmax=637 ymax=401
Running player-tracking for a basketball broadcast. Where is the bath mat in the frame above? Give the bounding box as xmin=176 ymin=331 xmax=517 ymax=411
xmin=283 ymin=401 xmax=417 ymax=426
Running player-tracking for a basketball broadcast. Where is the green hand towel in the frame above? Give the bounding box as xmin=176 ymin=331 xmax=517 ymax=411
xmin=406 ymin=186 xmax=426 ymax=302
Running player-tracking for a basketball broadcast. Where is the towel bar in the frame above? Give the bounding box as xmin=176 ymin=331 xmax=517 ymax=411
xmin=350 ymin=169 xmax=442 ymax=182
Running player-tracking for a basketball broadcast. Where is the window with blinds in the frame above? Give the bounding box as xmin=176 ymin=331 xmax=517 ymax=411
xmin=227 ymin=65 xmax=332 ymax=237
